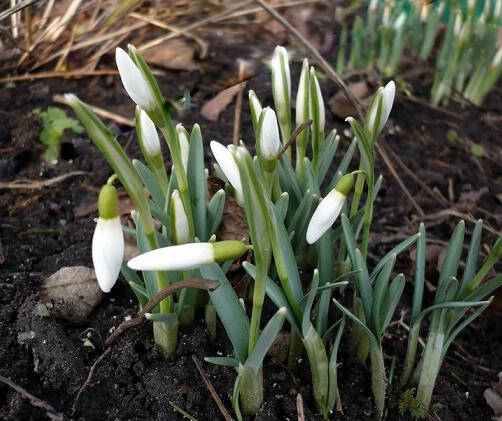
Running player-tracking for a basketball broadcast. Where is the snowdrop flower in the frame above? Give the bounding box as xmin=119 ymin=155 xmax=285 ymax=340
xmin=210 ymin=141 xmax=243 ymax=203
xmin=92 ymin=184 xmax=124 ymax=292
xmin=306 ymin=174 xmax=354 ymax=244
xmin=369 ymin=0 xmax=378 ymax=12
xmin=176 ymin=124 xmax=190 ymax=173
xmin=127 ymin=240 xmax=249 ymax=272
xmin=296 ymin=59 xmax=310 ymax=126
xmin=394 ymin=13 xmax=406 ymax=31
xmin=271 ymin=46 xmax=291 ymax=112
xmin=170 ymin=190 xmax=190 ymax=244
xmin=495 ymin=0 xmax=502 ymax=19
xmin=139 ymin=108 xmax=161 ymax=156
xmin=367 ymin=81 xmax=395 ymax=139
xmin=116 ymin=47 xmax=156 ymax=111
xmin=258 ymin=107 xmax=281 ymax=161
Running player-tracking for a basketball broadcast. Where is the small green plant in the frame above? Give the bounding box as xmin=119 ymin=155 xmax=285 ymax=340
xmin=32 ymin=106 xmax=83 ymax=163
xmin=399 ymin=388 xmax=428 ymax=418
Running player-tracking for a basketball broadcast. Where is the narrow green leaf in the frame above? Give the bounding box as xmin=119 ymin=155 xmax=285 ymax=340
xmin=371 ymin=254 xmax=396 ymax=334
xmin=274 ymin=193 xmax=289 ymax=222
xmin=353 ymin=249 xmax=373 ymax=321
xmin=327 ymin=316 xmax=345 ymax=410
xmin=302 ymin=270 xmax=320 ymax=337
xmin=245 ymin=307 xmax=287 ymax=374
xmin=202 ymin=264 xmax=250 ymax=362
xmin=207 ymin=190 xmax=225 ymax=236
xmin=204 ymin=357 xmax=239 ymax=367
xmin=370 ymin=232 xmax=421 ymax=281
xmin=411 ymin=224 xmax=426 ymax=323
xmin=318 ymin=130 xmax=340 ymax=184
xmin=332 ymin=298 xmax=378 ymax=348
xmin=458 ymin=219 xmax=483 ymax=297
xmin=464 ymin=274 xmax=502 ymax=302
xmin=121 ymin=262 xmax=148 ymax=307
xmin=379 ymin=273 xmax=405 ymax=336
xmin=436 ymin=220 xmax=464 ymax=300
xmin=327 ymin=138 xmax=357 ymax=191
xmin=133 ymin=159 xmax=165 ymax=207
xmin=187 ymin=124 xmax=207 ymax=240
xmin=279 ymin=154 xmax=302 ymax=200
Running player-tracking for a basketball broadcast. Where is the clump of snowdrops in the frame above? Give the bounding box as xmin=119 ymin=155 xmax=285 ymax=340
xmin=337 ymin=0 xmax=502 ymax=105
xmin=65 ymin=43 xmax=502 ymax=420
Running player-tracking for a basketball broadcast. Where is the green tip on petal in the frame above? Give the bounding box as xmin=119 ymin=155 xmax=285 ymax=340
xmin=98 ymin=184 xmax=119 ymax=220
xmin=212 ymin=240 xmax=249 ymax=263
xmin=335 ymin=173 xmax=355 ymax=196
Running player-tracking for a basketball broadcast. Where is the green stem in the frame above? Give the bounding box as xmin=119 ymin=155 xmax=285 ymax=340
xmin=370 ymin=345 xmax=386 ymax=420
xmin=238 ymin=365 xmax=263 ymax=414
xmin=400 ymin=322 xmax=420 ymax=389
xmin=350 ymin=172 xmax=364 ymax=217
xmin=361 ymin=195 xmax=374 ymax=259
xmin=287 ymin=330 xmax=303 ymax=370
xmin=153 ymin=319 xmax=178 ymax=358
xmin=145 ymin=231 xmax=171 ymax=313
xmin=303 ymin=326 xmax=330 ymax=419
xmin=416 ymin=332 xmax=445 ymax=411
xmin=248 ymin=262 xmax=267 ymax=354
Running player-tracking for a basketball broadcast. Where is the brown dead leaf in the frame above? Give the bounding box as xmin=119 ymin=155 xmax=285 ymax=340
xmin=328 ymin=81 xmax=370 ymax=119
xmin=40 ymin=266 xmax=102 ymax=322
xmin=485 ymin=372 xmax=502 ymax=420
xmin=201 ymin=84 xmax=241 ymax=122
xmin=142 ymin=39 xmax=199 ymax=71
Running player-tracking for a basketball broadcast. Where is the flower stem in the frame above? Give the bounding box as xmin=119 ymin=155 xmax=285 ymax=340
xmin=238 ymin=365 xmax=263 ymax=414
xmin=153 ymin=319 xmax=178 ymax=358
xmin=248 ymin=262 xmax=267 ymax=354
xmin=416 ymin=332 xmax=445 ymax=411
xmin=370 ymin=345 xmax=386 ymax=420
xmin=400 ymin=322 xmax=420 ymax=389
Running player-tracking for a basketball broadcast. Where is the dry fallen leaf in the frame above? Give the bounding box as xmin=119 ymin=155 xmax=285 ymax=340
xmin=201 ymin=84 xmax=241 ymax=122
xmin=328 ymin=81 xmax=370 ymax=119
xmin=142 ymin=39 xmax=199 ymax=71
xmin=485 ymin=372 xmax=502 ymax=420
xmin=40 ymin=266 xmax=103 ymax=322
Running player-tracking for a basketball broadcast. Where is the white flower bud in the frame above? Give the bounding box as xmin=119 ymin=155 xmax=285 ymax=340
xmin=139 ymin=109 xmax=161 ymax=156
xmin=367 ymin=81 xmax=395 ymax=138
xmin=171 ymin=190 xmax=190 ymax=244
xmin=271 ymin=46 xmax=291 ymax=110
xmin=176 ymin=124 xmax=190 ymax=173
xmin=259 ymin=107 xmax=281 ymax=160
xmin=115 ymin=48 xmax=156 ymax=111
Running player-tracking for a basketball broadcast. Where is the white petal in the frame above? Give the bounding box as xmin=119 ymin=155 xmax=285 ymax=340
xmin=311 ymin=71 xmax=325 ymax=132
xmin=367 ymin=87 xmax=383 ymax=134
xmin=171 ymin=190 xmax=190 ymax=244
xmin=92 ymin=217 xmax=124 ymax=292
xmin=139 ymin=109 xmax=160 ymax=156
xmin=210 ymin=141 xmax=243 ymax=196
xmin=379 ymin=81 xmax=395 ymax=133
xmin=176 ymin=124 xmax=190 ymax=173
xmin=492 ymin=47 xmax=502 ymax=67
xmin=115 ymin=48 xmax=155 ymax=111
xmin=249 ymin=90 xmax=263 ymax=117
xmin=260 ymin=108 xmax=281 ymax=159
xmin=306 ymin=190 xmax=346 ymax=244
xmin=127 ymin=243 xmax=214 ymax=271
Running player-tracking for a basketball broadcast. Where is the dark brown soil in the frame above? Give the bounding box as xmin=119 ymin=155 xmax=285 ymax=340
xmin=1 ymin=6 xmax=502 ymax=421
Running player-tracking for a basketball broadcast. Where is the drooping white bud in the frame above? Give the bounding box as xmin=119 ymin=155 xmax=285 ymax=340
xmin=127 ymin=241 xmax=248 ymax=271
xmin=115 ymin=48 xmax=156 ymax=111
xmin=367 ymin=81 xmax=395 ymax=138
xmin=210 ymin=141 xmax=243 ymax=203
xmin=139 ymin=109 xmax=161 ymax=156
xmin=306 ymin=174 xmax=354 ymax=244
xmin=92 ymin=184 xmax=124 ymax=292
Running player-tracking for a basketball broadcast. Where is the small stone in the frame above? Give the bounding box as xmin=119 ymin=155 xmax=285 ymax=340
xmin=40 ymin=266 xmax=103 ymax=322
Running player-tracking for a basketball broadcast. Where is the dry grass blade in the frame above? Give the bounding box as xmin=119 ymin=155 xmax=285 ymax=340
xmin=0 ymin=0 xmax=41 ymax=22
xmin=0 ymin=171 xmax=86 ymax=190
xmin=233 ymin=60 xmax=248 ymax=145
xmin=296 ymin=393 xmax=305 ymax=421
xmin=0 ymin=69 xmax=118 ymax=83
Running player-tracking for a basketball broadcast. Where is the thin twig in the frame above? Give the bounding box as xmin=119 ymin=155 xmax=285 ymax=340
xmin=278 ymin=119 xmax=312 ymax=158
xmin=233 ymin=60 xmax=247 ymax=145
xmin=376 ymin=141 xmax=425 ymax=216
xmin=296 ymin=393 xmax=305 ymax=421
xmin=254 ymin=0 xmax=364 ymax=120
xmin=104 ymin=279 xmax=219 ymax=347
xmin=0 ymin=0 xmax=40 ymax=22
xmin=53 ymin=94 xmax=134 ymax=127
xmin=168 ymin=401 xmax=198 ymax=421
xmin=192 ymin=355 xmax=233 ymax=421
xmin=71 ymin=347 xmax=111 ymax=414
xmin=0 ymin=171 xmax=86 ymax=190
xmin=0 ymin=375 xmax=63 ymax=420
